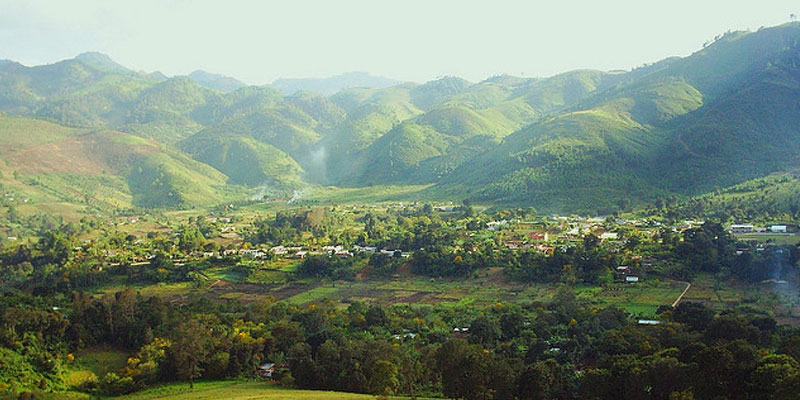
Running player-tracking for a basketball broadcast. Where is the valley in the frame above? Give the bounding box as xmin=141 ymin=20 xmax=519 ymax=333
xmin=3 ymin=17 xmax=800 ymax=400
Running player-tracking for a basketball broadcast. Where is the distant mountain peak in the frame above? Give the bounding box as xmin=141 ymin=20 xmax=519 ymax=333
xmin=186 ymin=70 xmax=246 ymax=92
xmin=270 ymin=72 xmax=401 ymax=95
xmin=74 ymin=52 xmax=129 ymax=73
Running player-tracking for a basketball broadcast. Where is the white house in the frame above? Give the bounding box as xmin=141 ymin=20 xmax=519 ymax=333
xmin=729 ymin=224 xmax=754 ymax=233
xmin=322 ymin=245 xmax=343 ymax=253
xmin=599 ymin=232 xmax=619 ymax=240
xmin=487 ymin=220 xmax=509 ymax=231
xmin=638 ymin=319 xmax=661 ymax=325
xmin=769 ymin=225 xmax=788 ymax=233
xmin=270 ymin=246 xmax=288 ymax=255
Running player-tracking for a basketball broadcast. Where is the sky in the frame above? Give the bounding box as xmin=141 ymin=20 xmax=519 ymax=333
xmin=0 ymin=0 xmax=797 ymax=85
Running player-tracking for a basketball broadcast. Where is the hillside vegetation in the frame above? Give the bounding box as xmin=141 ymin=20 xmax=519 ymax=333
xmin=0 ymin=115 xmax=234 ymax=211
xmin=2 ymin=23 xmax=800 ymax=214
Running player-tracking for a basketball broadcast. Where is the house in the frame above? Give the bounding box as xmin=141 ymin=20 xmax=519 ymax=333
xmin=270 ymin=246 xmax=288 ymax=255
xmin=536 ymin=245 xmax=555 ymax=255
xmin=530 ymin=232 xmax=549 ymax=241
xmin=625 ymin=276 xmax=639 ymax=283
xmin=293 ymin=250 xmax=308 ymax=259
xmin=392 ymin=332 xmax=418 ymax=340
xmin=257 ymin=363 xmax=275 ymax=377
xmin=380 ymin=249 xmax=403 ymax=256
xmin=637 ymin=319 xmax=661 ymax=325
xmin=257 ymin=362 xmax=289 ymax=378
xmin=599 ymin=232 xmax=619 ymax=241
xmin=353 ymin=245 xmax=377 ymax=253
xmin=729 ymin=224 xmax=754 ymax=233
xmin=240 ymin=249 xmax=266 ymax=259
xmin=335 ymin=250 xmax=353 ymax=258
xmin=616 ymin=266 xmax=630 ymax=273
xmin=487 ymin=220 xmax=508 ymax=231
xmin=322 ymin=245 xmax=343 ymax=253
xmin=769 ymin=225 xmax=788 ymax=233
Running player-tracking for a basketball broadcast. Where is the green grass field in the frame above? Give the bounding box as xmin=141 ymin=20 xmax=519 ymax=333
xmin=734 ymin=233 xmax=800 ymax=246
xmin=115 ymin=380 xmax=437 ymax=399
xmin=304 ymin=185 xmax=435 ymax=204
xmin=63 ymin=346 xmax=129 ymax=392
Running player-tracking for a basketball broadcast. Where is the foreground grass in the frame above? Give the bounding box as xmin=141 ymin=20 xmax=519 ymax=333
xmin=115 ymin=380 xmax=432 ymax=399
xmin=65 ymin=346 xmax=129 ymax=388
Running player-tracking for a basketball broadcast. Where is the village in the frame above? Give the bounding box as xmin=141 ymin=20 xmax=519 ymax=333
xmin=52 ymin=202 xmax=795 ymax=296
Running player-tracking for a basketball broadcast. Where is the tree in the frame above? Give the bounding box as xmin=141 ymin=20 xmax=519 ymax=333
xmin=516 ymin=359 xmax=568 ymax=400
xmin=170 ymin=319 xmax=211 ymax=389
xmin=583 ymin=233 xmax=600 ymax=250
xmin=369 ymin=360 xmax=399 ymax=395
xmin=435 ymin=338 xmax=493 ymax=400
xmin=178 ymin=225 xmax=205 ymax=252
xmin=37 ymin=230 xmax=73 ymax=266
xmin=672 ymin=302 xmax=714 ymax=331
xmin=469 ymin=315 xmax=501 ymax=345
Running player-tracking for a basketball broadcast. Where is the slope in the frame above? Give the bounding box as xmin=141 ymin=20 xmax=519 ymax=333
xmin=344 ymin=70 xmax=620 ymax=186
xmin=436 ymin=22 xmax=800 ymax=213
xmin=180 ymin=135 xmax=305 ymax=187
xmin=0 ymin=115 xmax=233 ymax=211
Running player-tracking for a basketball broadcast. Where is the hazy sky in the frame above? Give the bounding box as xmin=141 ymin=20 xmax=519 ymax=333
xmin=1 ymin=0 xmax=797 ymax=84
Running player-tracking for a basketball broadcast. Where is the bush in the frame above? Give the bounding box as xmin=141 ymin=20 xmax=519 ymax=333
xmin=100 ymin=372 xmax=136 ymax=396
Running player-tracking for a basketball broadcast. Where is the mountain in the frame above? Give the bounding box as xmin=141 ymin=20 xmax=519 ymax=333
xmin=340 ymin=70 xmax=622 ymax=186
xmin=73 ymin=52 xmax=130 ymax=73
xmin=270 ymin=72 xmax=401 ymax=95
xmin=0 ymin=52 xmax=159 ymax=126
xmin=0 ymin=114 xmax=234 ymax=211
xmin=436 ymin=22 xmax=800 ymax=213
xmin=2 ymin=24 xmax=800 ymax=215
xmin=179 ymin=135 xmax=305 ymax=187
xmin=187 ymin=70 xmax=246 ymax=92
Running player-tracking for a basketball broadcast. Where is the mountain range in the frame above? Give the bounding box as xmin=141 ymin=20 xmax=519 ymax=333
xmin=1 ymin=23 xmax=800 ymax=214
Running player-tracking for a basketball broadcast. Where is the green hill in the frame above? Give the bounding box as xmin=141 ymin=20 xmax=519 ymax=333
xmin=409 ymin=76 xmax=473 ymax=110
xmin=187 ymin=70 xmax=246 ymax=92
xmin=3 ymin=25 xmax=800 ymax=214
xmin=270 ymin=71 xmax=401 ymax=95
xmin=436 ymin=23 xmax=800 ymax=213
xmin=344 ymin=71 xmax=619 ymax=186
xmin=182 ymin=107 xmax=320 ymax=159
xmin=0 ymin=115 xmax=233 ymax=211
xmin=180 ymin=134 xmax=304 ymax=187
xmin=665 ymin=172 xmax=800 ymax=221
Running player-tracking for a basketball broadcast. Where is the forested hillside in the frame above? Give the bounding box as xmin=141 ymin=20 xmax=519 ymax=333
xmin=438 ymin=23 xmax=800 ymax=213
xmin=2 ymin=23 xmax=800 ymax=213
xmin=0 ymin=115 xmax=233 ymax=210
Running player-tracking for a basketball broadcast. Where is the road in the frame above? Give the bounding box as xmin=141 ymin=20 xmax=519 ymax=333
xmin=672 ymin=281 xmax=692 ymax=308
